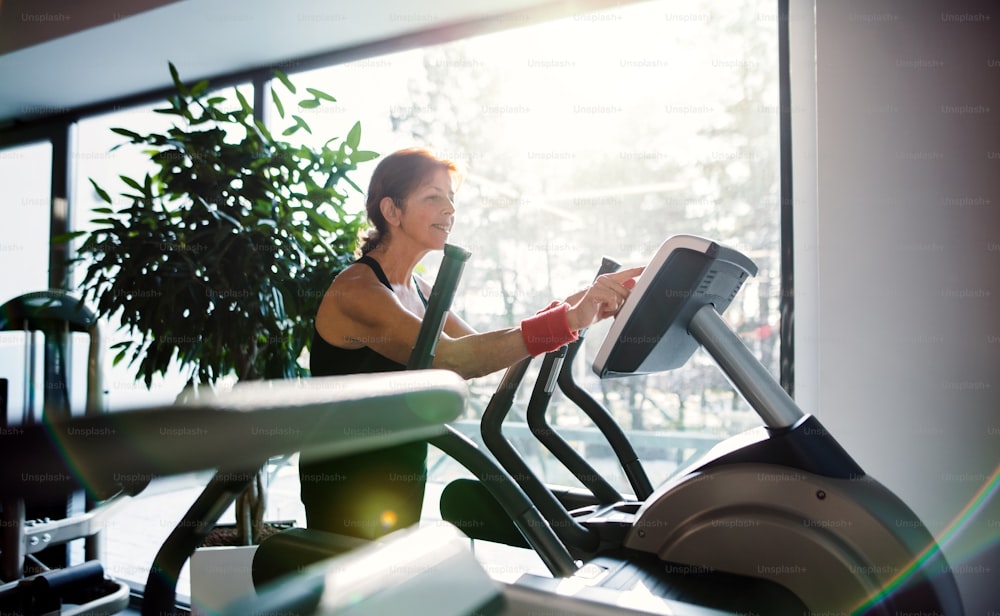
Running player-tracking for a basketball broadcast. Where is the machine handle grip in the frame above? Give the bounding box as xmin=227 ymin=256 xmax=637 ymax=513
xmin=597 ymin=256 xmax=622 ymax=277
xmin=408 ymin=244 xmax=472 ymax=370
xmin=571 ymin=256 xmax=621 ymax=342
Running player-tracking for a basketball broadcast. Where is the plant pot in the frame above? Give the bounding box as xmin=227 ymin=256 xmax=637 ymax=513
xmin=200 ymin=520 xmax=294 ymax=548
xmin=190 ymin=521 xmax=295 ymax=615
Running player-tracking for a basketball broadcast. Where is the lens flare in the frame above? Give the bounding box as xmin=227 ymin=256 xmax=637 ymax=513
xmin=379 ymin=509 xmax=398 ymax=530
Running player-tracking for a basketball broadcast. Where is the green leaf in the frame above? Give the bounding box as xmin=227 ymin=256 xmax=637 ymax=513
xmin=52 ymin=231 xmax=88 ymax=244
xmin=298 ymin=99 xmax=320 ymax=109
xmin=112 ymin=347 xmax=129 ymax=367
xmin=272 ymin=287 xmax=286 ymax=321
xmin=306 ymin=87 xmax=336 ymax=102
xmin=274 ymin=70 xmax=296 ymax=94
xmin=111 ymin=127 xmax=143 ymax=141
xmin=351 ymin=150 xmax=380 ymax=163
xmin=305 ymin=207 xmax=338 ymax=232
xmin=120 ymin=175 xmax=144 ymax=192
xmin=346 ymin=121 xmax=362 ymax=150
xmin=234 ymin=89 xmax=253 ymax=117
xmin=291 ymin=115 xmax=312 ymax=135
xmin=270 ymin=88 xmax=285 ymax=119
xmin=168 ymin=62 xmax=184 ymax=93
xmin=89 ymin=178 xmax=113 ymax=204
xmin=190 ymin=79 xmax=210 ymax=97
xmin=152 ymin=106 xmax=185 ymax=116
xmin=254 ymin=119 xmax=275 ymax=144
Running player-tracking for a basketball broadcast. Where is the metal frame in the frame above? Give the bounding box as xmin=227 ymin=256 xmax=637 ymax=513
xmin=0 ymin=290 xmax=105 ymax=581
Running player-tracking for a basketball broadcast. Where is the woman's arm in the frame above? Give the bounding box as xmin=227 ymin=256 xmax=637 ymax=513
xmin=319 ymin=273 xmax=522 ymax=378
xmin=319 ymin=266 xmax=642 ymax=380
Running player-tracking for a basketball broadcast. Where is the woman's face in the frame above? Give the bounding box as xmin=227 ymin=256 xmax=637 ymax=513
xmin=398 ymin=167 xmax=456 ymax=250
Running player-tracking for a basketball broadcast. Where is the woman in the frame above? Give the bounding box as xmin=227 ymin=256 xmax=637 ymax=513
xmin=300 ymin=147 xmax=643 ymax=540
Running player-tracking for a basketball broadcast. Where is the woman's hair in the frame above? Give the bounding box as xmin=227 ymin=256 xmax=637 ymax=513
xmin=358 ymin=148 xmax=460 ymax=256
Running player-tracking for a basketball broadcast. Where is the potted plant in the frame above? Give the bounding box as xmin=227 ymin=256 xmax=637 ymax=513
xmin=69 ymin=62 xmax=378 ymax=546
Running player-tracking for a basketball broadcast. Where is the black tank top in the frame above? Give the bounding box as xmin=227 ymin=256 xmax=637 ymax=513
xmin=308 ymin=255 xmax=426 ymax=376
xmin=309 ymin=331 xmax=402 ymax=375
xmin=299 ymin=255 xmax=430 ymax=540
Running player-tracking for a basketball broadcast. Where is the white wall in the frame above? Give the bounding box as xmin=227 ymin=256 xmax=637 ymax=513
xmin=793 ymin=0 xmax=1000 ymax=612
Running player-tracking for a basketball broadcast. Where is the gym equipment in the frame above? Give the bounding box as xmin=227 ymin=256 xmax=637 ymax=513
xmin=234 ymin=521 xmax=736 ymax=616
xmin=252 ymin=243 xmax=576 ymax=582
xmin=0 ymin=370 xmax=468 ymax=615
xmin=0 ymin=291 xmax=130 ymax=615
xmin=0 ymin=290 xmax=109 ymax=579
xmin=9 ymin=234 xmax=958 ymax=614
xmin=440 ymin=234 xmax=963 ymax=614
xmin=211 ymin=234 xmax=964 ymax=614
xmin=0 ymin=290 xmax=105 ymax=425
xmin=246 ymin=243 xmax=738 ymax=615
xmin=0 ymin=560 xmax=130 ymax=616
xmin=408 ymin=243 xmax=472 ymax=370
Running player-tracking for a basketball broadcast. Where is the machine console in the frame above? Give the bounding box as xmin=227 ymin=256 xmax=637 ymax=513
xmin=593 ymin=235 xmax=757 ymax=379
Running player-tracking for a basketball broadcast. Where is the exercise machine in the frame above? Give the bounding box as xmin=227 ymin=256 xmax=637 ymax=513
xmin=6 ymin=236 xmax=962 ymax=614
xmin=0 ymin=249 xmax=589 ymax=616
xmin=243 ymin=236 xmax=962 ymax=614
xmin=0 ymin=290 xmax=109 ymax=581
xmin=242 ymin=243 xmax=741 ymax=615
xmin=439 ymin=234 xmax=963 ymax=614
xmin=0 ymin=370 xmax=468 ymax=615
xmin=0 ymin=291 xmax=130 ymax=615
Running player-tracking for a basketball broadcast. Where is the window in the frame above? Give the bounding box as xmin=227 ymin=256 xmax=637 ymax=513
xmin=72 ymin=103 xmax=190 ymax=409
xmin=71 ymin=85 xmax=255 ymax=411
xmin=287 ymin=0 xmax=781 ymax=493
xmin=72 ymin=91 xmax=257 ymax=596
xmin=48 ymin=0 xmax=780 ymax=594
xmin=0 ymin=141 xmax=55 ymax=427
xmin=0 ymin=141 xmax=51 ymax=302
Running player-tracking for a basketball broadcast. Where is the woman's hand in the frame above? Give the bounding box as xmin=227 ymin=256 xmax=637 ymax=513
xmin=566 ymin=266 xmax=644 ymax=331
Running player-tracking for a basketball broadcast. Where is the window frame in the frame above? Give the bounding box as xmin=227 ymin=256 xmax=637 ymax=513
xmin=0 ymin=0 xmax=797 ymax=604
xmin=1 ymin=6 xmax=797 ymax=398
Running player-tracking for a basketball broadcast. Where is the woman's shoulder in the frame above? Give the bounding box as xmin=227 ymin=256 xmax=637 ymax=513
xmin=316 ymin=262 xmax=396 ymax=345
xmin=319 ymin=263 xmax=376 ymax=306
xmin=331 ymin=261 xmax=383 ymax=289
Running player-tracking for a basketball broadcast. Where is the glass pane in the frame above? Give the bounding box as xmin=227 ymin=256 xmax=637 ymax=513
xmin=72 ymin=101 xmax=187 ymax=411
xmin=0 ymin=142 xmax=53 ymax=430
xmin=71 ymin=84 xmax=255 ymax=413
xmin=286 ymin=0 xmax=780 ymax=493
xmin=72 ymin=88 xmax=257 ymax=595
xmin=0 ymin=141 xmax=51 ymax=303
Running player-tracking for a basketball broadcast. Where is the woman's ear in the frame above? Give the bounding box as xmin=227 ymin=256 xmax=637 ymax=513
xmin=380 ymin=196 xmax=401 ymax=227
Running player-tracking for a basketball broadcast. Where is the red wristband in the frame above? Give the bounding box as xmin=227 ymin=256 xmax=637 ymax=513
xmin=521 ymin=302 xmax=579 ymax=357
